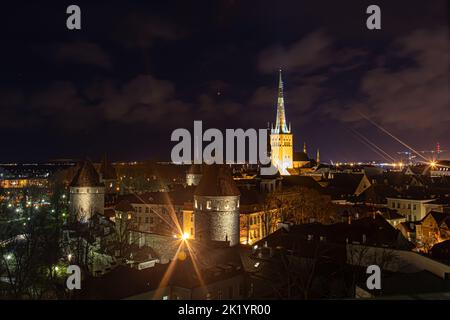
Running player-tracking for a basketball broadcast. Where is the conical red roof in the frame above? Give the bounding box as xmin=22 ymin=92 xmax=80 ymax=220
xmin=194 ymin=165 xmax=240 ymax=197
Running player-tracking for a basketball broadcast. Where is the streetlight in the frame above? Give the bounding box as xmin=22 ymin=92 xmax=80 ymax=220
xmin=181 ymin=232 xmax=189 ymax=240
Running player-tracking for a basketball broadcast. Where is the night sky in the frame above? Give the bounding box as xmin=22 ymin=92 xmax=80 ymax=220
xmin=0 ymin=0 xmax=448 ymax=163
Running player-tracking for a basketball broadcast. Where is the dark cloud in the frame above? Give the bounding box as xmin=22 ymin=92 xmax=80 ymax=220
xmin=35 ymin=42 xmax=112 ymax=69
xmin=0 ymin=89 xmax=26 ymax=128
xmin=54 ymin=42 xmax=112 ymax=69
xmin=29 ymin=81 xmax=101 ymax=131
xmin=94 ymin=74 xmax=191 ymax=125
xmin=323 ymin=28 xmax=450 ymax=133
xmin=113 ymin=14 xmax=181 ymax=48
xmin=258 ymin=30 xmax=333 ymax=74
xmin=0 ymin=1 xmax=447 ymax=162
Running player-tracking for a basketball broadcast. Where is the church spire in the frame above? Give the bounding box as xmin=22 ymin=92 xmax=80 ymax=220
xmin=303 ymin=141 xmax=307 ymax=154
xmin=316 ymin=149 xmax=320 ymax=164
xmin=274 ymin=69 xmax=290 ymax=134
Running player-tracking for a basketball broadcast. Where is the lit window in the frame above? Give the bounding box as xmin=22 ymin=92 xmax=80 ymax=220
xmin=206 ymin=201 xmax=211 ymax=210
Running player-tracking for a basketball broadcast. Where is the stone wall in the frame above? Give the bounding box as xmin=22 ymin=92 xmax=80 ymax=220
xmin=70 ymin=186 xmax=105 ymax=221
xmin=195 ymin=195 xmax=240 ymax=246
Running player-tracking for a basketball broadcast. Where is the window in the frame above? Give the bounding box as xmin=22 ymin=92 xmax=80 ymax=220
xmin=397 ymin=203 xmax=400 ymax=209
xmin=238 ymin=283 xmax=245 ymax=297
xmin=194 ymin=200 xmax=197 ymax=209
xmin=413 ymin=204 xmax=417 ymax=210
xmin=206 ymin=201 xmax=211 ymax=210
xmin=191 ymin=227 xmax=194 ymax=236
xmin=145 ymin=207 xmax=149 ymax=213
xmin=392 ymin=202 xmax=395 ymax=209
xmin=145 ymin=217 xmax=149 ymax=224
xmin=150 ymin=217 xmax=154 ymax=224
xmin=408 ymin=204 xmax=411 ymax=209
xmin=162 ymin=295 xmax=169 ymax=300
xmin=217 ymin=289 xmax=223 ymax=299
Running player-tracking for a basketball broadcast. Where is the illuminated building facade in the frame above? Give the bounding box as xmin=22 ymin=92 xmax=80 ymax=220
xmin=270 ymin=70 xmax=293 ymax=175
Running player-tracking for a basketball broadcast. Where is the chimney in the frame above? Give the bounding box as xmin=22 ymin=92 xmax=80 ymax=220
xmin=278 ymin=222 xmax=291 ymax=232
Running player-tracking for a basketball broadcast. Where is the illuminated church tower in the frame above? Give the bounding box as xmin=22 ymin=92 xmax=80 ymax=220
xmin=270 ymin=69 xmax=293 ymax=175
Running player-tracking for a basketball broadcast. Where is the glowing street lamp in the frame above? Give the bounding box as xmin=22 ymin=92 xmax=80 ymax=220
xmin=181 ymin=232 xmax=189 ymax=241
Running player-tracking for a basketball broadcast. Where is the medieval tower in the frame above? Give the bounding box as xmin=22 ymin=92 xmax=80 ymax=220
xmin=194 ymin=165 xmax=240 ymax=247
xmin=270 ymin=69 xmax=293 ymax=175
xmin=186 ymin=164 xmax=203 ymax=186
xmin=69 ymin=160 xmax=105 ymax=222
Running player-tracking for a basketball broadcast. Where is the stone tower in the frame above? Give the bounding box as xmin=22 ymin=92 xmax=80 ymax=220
xmin=194 ymin=165 xmax=240 ymax=247
xmin=270 ymin=69 xmax=293 ymax=175
xmin=69 ymin=160 xmax=105 ymax=223
xmin=186 ymin=164 xmax=202 ymax=186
